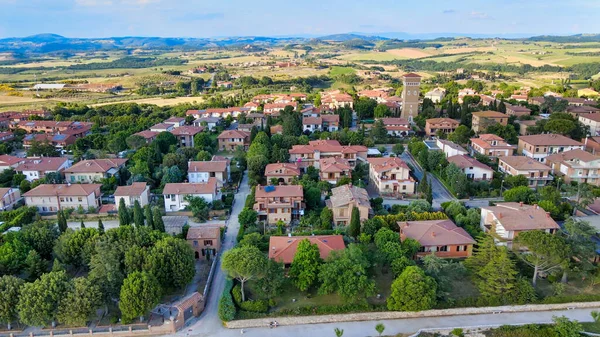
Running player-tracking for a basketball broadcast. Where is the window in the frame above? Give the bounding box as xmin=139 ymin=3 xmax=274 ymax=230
xmin=60 ymin=198 xmax=65 ymax=202
xmin=402 ymin=185 xmax=406 ymax=190
xmin=193 ymin=240 xmax=198 ymax=246
xmin=457 ymin=245 xmax=467 ymax=252
xmin=269 ymin=209 xmax=276 ymax=214
xmin=438 ymin=246 xmax=449 ymax=252
xmin=204 ymin=240 xmax=213 ymax=246
xmin=78 ymin=197 xmax=83 ymax=202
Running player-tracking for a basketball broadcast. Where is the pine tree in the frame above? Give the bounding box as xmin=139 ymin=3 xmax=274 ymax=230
xmin=144 ymin=205 xmax=154 ymax=229
xmin=465 ymin=234 xmax=500 ymax=272
xmin=118 ymin=198 xmax=130 ymax=226
xmin=133 ymin=200 xmax=144 ymax=227
xmin=98 ymin=219 xmax=105 ymax=234
xmin=348 ymin=206 xmax=361 ymax=239
xmin=152 ymin=207 xmax=165 ymax=232
xmin=477 ymin=248 xmax=518 ymax=298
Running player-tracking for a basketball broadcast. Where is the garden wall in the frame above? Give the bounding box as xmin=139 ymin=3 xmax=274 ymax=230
xmin=225 ymin=301 xmax=600 ymax=329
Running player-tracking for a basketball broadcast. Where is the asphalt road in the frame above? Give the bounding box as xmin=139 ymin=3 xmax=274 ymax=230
xmin=400 ymin=151 xmax=455 ymax=208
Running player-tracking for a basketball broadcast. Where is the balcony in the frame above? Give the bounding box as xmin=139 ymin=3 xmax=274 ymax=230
xmin=528 ymin=175 xmax=553 ymax=181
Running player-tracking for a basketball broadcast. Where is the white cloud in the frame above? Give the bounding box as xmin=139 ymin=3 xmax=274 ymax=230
xmin=469 ymin=11 xmax=492 ymax=20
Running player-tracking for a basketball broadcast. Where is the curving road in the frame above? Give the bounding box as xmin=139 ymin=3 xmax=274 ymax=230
xmin=400 ymin=151 xmax=455 ymax=208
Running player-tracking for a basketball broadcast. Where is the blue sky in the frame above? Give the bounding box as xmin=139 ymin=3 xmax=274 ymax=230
xmin=0 ymin=0 xmax=598 ymax=38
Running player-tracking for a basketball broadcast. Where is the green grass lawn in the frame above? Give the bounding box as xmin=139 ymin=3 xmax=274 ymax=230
xmin=582 ymin=321 xmax=600 ymax=333
xmin=329 ymin=66 xmax=356 ymax=76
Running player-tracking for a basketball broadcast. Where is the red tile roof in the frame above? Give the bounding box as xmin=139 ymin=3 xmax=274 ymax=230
xmin=447 ymin=155 xmax=493 ymax=171
xmin=320 ymin=157 xmax=351 ymax=173
xmin=399 ymin=219 xmax=475 ymax=246
xmin=187 ymin=226 xmax=221 ymax=240
xmin=15 ymin=157 xmax=69 ymax=172
xmin=162 ymin=178 xmax=217 ymax=195
xmin=367 ymin=157 xmax=409 ymax=173
xmin=269 ymin=235 xmax=345 ymax=264
xmin=265 ymin=163 xmax=301 ymax=176
xmin=255 ymin=184 xmax=303 ymax=198
xmin=171 ymin=126 xmax=204 ymax=136
xmin=64 ymin=159 xmax=127 ymax=174
xmin=518 ymin=134 xmax=583 ymax=146
xmin=188 ymin=161 xmax=228 ymax=173
xmin=114 ymin=182 xmax=148 ymax=197
xmin=217 ymin=130 xmax=250 ymax=139
xmin=23 ymin=184 xmax=101 ymax=197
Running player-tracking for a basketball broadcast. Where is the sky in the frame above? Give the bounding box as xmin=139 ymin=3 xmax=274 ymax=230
xmin=0 ymin=0 xmax=599 ymax=38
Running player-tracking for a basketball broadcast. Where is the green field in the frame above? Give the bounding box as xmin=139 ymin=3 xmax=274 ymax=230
xmin=329 ymin=66 xmax=356 ymax=76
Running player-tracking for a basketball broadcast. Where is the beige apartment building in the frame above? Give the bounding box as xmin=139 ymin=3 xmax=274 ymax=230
xmin=367 ymin=157 xmax=415 ymax=196
xmin=471 ymin=111 xmax=508 ymax=133
xmin=546 ymin=149 xmax=600 ymax=186
xmin=517 ymin=134 xmax=584 ymax=163
xmin=264 ymin=162 xmax=301 ymax=184
xmin=425 ymin=118 xmax=460 ymax=137
xmin=23 ymin=184 xmax=102 ymax=213
xmin=319 ymin=157 xmax=352 ymax=184
xmin=289 ymin=140 xmax=367 ymax=170
xmin=217 ymin=130 xmax=250 ymax=151
xmin=0 ymin=187 xmax=21 ymax=211
xmin=326 ymin=185 xmax=372 ymax=226
xmin=114 ymin=182 xmax=150 ymax=207
xmin=469 ymin=134 xmax=516 ymax=159
xmin=254 ymin=185 xmax=305 ymax=225
xmin=498 ymin=156 xmax=553 ymax=188
xmin=64 ymin=159 xmax=127 ymax=184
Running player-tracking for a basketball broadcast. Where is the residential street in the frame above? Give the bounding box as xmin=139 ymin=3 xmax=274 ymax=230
xmin=400 ymin=151 xmax=455 ymax=208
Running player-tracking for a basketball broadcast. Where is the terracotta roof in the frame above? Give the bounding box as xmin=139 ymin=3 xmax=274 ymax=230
xmin=482 ymin=202 xmax=560 ymax=231
xmin=518 ymin=134 xmax=583 ymax=146
xmin=23 ymin=184 xmax=101 ymax=197
xmin=171 ymin=126 xmax=204 ymax=136
xmin=15 ymin=157 xmax=69 ymax=172
xmin=289 ymin=140 xmax=367 ymax=154
xmin=173 ymin=292 xmax=203 ymax=312
xmin=399 ymin=219 xmax=475 ymax=246
xmin=500 ymin=156 xmax=552 ymax=171
xmin=195 ymin=117 xmax=221 ymax=124
xmin=150 ymin=123 xmax=173 ymax=130
xmin=329 ymin=184 xmax=370 ymax=208
xmin=270 ymin=125 xmax=283 ymax=134
xmin=320 ymin=157 xmax=351 ymax=173
xmin=164 ymin=117 xmax=185 ymax=123
xmin=506 ymin=104 xmax=531 ymax=112
xmin=470 ymin=136 xmax=516 ymax=150
xmin=367 ymin=157 xmax=409 ymax=173
xmin=114 ymin=182 xmax=148 ymax=197
xmin=217 ymin=130 xmax=250 ymax=139
xmin=265 ymin=163 xmax=301 ymax=176
xmin=269 ymin=235 xmax=345 ymax=264
xmin=187 ymin=226 xmax=221 ymax=240
xmin=98 ymin=204 xmax=116 ymax=213
xmin=64 ymin=159 xmax=127 ymax=174
xmin=472 ymin=111 xmax=507 ymax=118
xmin=447 ymin=155 xmax=493 ymax=171
xmin=0 ymin=187 xmax=14 ymax=197
xmin=246 ymin=113 xmax=264 ymax=118
xmin=162 ymin=178 xmax=217 ymax=195
xmin=188 ymin=161 xmax=228 ymax=173
xmin=264 ymin=102 xmax=297 ymax=110
xmin=255 ymin=184 xmax=303 ymax=198
xmin=479 ymin=134 xmax=504 ymax=141
xmin=426 ymin=118 xmax=460 ymax=125
xmin=380 ymin=118 xmax=409 ymax=126
xmin=303 ymin=117 xmax=322 ymax=125
xmin=546 ymin=149 xmax=600 ymax=164
xmin=402 ymin=73 xmax=422 ymax=78
xmin=0 ymin=155 xmax=25 ymax=166
xmin=321 ymin=114 xmax=339 ymax=123
xmin=134 ymin=130 xmax=159 ymax=139
xmin=579 ymin=113 xmax=600 ymax=122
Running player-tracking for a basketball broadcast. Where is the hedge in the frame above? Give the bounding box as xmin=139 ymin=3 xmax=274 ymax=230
xmin=236 ymin=303 xmax=387 ymax=319
xmin=218 ymin=279 xmax=236 ymax=322
xmin=232 ymin=284 xmax=269 ymax=313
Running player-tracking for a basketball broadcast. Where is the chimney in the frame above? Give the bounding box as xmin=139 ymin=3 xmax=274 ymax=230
xmin=546 ymin=212 xmax=551 ymax=218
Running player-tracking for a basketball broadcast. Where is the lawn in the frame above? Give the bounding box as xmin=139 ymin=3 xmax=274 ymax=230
xmin=329 ymin=66 xmax=356 ymax=76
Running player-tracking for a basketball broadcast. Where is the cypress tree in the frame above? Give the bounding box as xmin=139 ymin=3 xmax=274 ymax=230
xmin=144 ymin=205 xmax=154 ymax=229
xmin=57 ymin=210 xmax=68 ymax=233
xmin=118 ymin=198 xmax=130 ymax=226
xmin=80 ymin=220 xmax=85 ymax=229
xmin=98 ymin=219 xmax=105 ymax=234
xmin=152 ymin=207 xmax=165 ymax=233
xmin=133 ymin=200 xmax=144 ymax=227
xmin=348 ymin=206 xmax=361 ymax=239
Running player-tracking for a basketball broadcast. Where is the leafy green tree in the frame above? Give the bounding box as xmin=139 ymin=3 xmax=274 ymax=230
xmin=290 ymin=239 xmax=323 ymax=291
xmin=54 ymin=228 xmax=100 ymax=267
xmin=504 ymin=175 xmax=529 ymax=188
xmin=21 ymin=221 xmax=59 ymax=259
xmin=0 ymin=232 xmax=29 ymax=275
xmin=448 ymin=125 xmax=473 ymax=145
xmin=133 ymin=200 xmax=144 ymax=227
xmin=349 ymin=206 xmax=361 ymax=239
xmin=503 ymin=186 xmax=536 ymax=203
xmin=334 ymin=327 xmax=344 ymax=337
xmin=221 ymin=246 xmax=268 ymax=301
xmin=465 ymin=234 xmax=500 ymax=272
xmin=371 ymin=120 xmax=388 ymax=143
xmin=392 ymin=143 xmax=404 ymax=155
xmin=185 ymin=196 xmax=210 ymax=221
xmin=374 ymin=104 xmax=391 ymax=118
xmin=147 ymin=237 xmax=195 ymax=290
xmin=152 ymin=207 xmax=165 ymax=232
xmin=57 ymin=277 xmax=102 ymax=327
xmin=387 ymin=266 xmax=437 ymax=311
xmin=119 ymin=272 xmax=161 ymax=323
xmin=88 ymin=240 xmax=125 ymax=309
xmin=255 ymin=260 xmax=285 ymax=298
xmin=17 ymin=271 xmax=70 ymax=327
xmin=25 ymin=250 xmax=46 ymax=281
xmin=0 ymin=275 xmax=24 ymax=330
xmin=238 ymin=208 xmax=257 ymax=227
xmin=320 ymin=207 xmax=333 ymax=229
xmin=118 ymin=198 xmax=130 ymax=226
xmin=515 ymin=231 xmax=570 ymax=286
xmin=143 ymin=205 xmax=153 ymax=229
xmin=124 ymin=245 xmax=147 ymax=274
xmin=238 ymin=233 xmax=262 ymax=248
xmin=391 ymin=256 xmax=416 ymax=276
xmin=318 ymin=244 xmax=375 ymax=302
xmin=375 ymin=323 xmax=385 ymax=336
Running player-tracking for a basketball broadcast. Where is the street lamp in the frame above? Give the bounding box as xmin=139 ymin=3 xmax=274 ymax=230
xmin=500 ymin=179 xmax=505 ymax=197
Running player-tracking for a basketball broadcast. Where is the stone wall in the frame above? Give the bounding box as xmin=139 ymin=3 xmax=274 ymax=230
xmin=225 ymin=301 xmax=600 ymax=329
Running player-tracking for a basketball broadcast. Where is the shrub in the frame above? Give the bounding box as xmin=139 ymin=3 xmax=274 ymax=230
xmin=218 ymin=279 xmax=236 ymax=322
xmin=450 ymin=328 xmax=464 ymax=337
xmin=231 ymin=284 xmax=269 ymax=313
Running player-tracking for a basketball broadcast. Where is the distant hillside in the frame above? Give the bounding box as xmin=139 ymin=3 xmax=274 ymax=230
xmin=0 ymin=34 xmax=305 ymax=54
xmin=527 ymin=34 xmax=600 ymax=43
xmin=316 ymin=33 xmax=386 ymax=42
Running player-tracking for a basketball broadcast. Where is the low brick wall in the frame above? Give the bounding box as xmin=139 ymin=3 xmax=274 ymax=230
xmin=224 ymin=301 xmax=600 ymax=329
